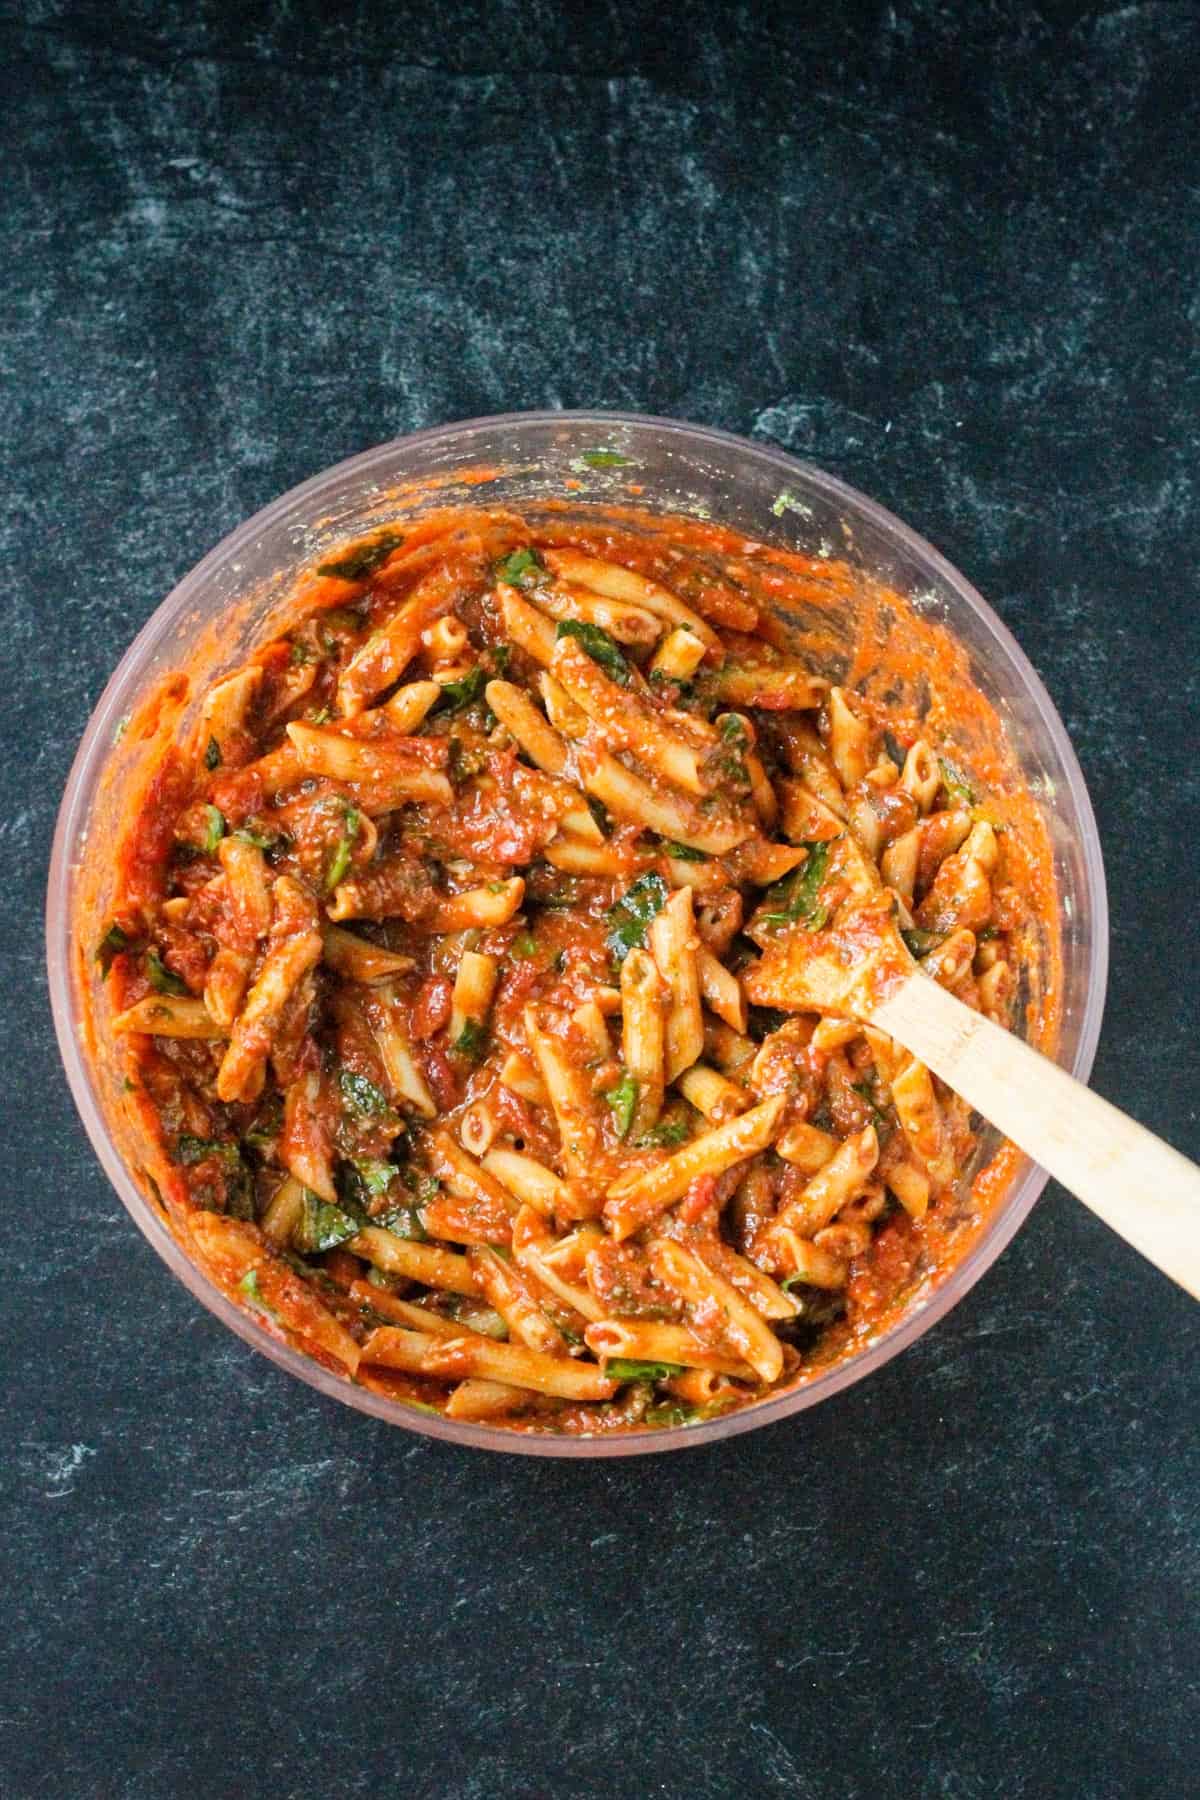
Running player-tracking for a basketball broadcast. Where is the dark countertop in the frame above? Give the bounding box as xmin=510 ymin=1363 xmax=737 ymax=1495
xmin=4 ymin=4 xmax=1198 ymax=1795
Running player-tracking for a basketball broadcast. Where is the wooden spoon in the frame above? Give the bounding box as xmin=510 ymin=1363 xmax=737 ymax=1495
xmin=744 ymin=892 xmax=1200 ymax=1299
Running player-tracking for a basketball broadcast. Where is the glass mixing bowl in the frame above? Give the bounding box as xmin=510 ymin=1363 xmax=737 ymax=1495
xmin=47 ymin=412 xmax=1108 ymax=1456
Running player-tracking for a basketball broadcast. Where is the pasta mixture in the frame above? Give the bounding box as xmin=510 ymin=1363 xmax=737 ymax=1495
xmin=99 ymin=506 xmax=1039 ymax=1434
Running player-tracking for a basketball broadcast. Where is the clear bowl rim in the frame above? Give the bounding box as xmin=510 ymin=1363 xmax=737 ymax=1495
xmin=46 ymin=408 xmax=1110 ymax=1457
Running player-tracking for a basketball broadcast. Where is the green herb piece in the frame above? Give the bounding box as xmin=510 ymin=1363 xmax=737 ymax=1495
xmin=491 ymin=643 xmax=512 ymax=674
xmin=294 ymin=1192 xmax=360 ymax=1255
xmin=555 ymin=618 xmax=631 ymax=686
xmin=720 ymin=714 xmax=747 ymax=743
xmin=579 ymin=450 xmax=631 ymax=468
xmin=659 ymin=839 xmax=707 ymax=862
xmin=201 ymin=804 xmax=226 ymax=852
xmin=453 ymin=1017 xmax=489 ymax=1063
xmin=177 ymin=1135 xmax=235 ymax=1165
xmin=238 ymin=1267 xmax=280 ymax=1320
xmin=377 ymin=1204 xmax=429 ymax=1241
xmin=145 ymin=948 xmax=189 ymax=996
xmin=204 ymin=735 xmax=222 ymax=771
xmin=289 ymin=639 xmax=314 ymax=665
xmin=354 ymin=1157 xmax=398 ymax=1197
xmin=901 ymin=927 xmax=943 ymax=959
xmin=494 ymin=546 xmax=546 ymax=588
xmin=324 ymin=807 xmax=361 ymax=893
xmin=317 ymin=530 xmax=404 ymax=582
xmin=436 ymin=665 xmax=487 ymax=711
xmin=308 ymin=706 xmax=332 ymax=726
xmin=96 ymin=923 xmax=131 ymax=977
xmin=644 ymin=1400 xmax=734 ymax=1427
xmin=851 ymin=1079 xmax=888 ymax=1129
xmin=636 ymin=1109 xmax=693 ymax=1149
xmin=338 ymin=1067 xmax=393 ymax=1119
xmin=757 ymin=840 xmax=833 ymax=931
xmin=770 ymin=489 xmax=808 ymax=520
xmin=511 ymin=931 xmax=539 ymax=960
xmin=243 ymin=1098 xmax=283 ymax=1157
xmin=605 ymin=871 xmax=669 ymax=967
xmin=939 ymin=755 xmax=976 ymax=806
xmin=606 ymin=1358 xmax=687 ymax=1382
xmin=398 ymin=1396 xmax=442 ymax=1417
xmin=604 ymin=1073 xmax=639 ymax=1140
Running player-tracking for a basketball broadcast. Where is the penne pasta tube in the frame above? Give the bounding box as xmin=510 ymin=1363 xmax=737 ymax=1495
xmin=358 ymin=1325 xmax=441 ymax=1373
xmin=538 ymin=671 xmax=589 ymax=737
xmin=217 ymin=878 xmax=322 ymax=1104
xmin=320 ymin=924 xmax=414 ymax=985
xmin=459 ymin=1101 xmax=499 ymax=1159
xmin=513 ymin=1207 xmax=607 ymax=1319
xmin=484 ymin=679 xmax=568 ymax=777
xmin=413 ymin=1333 xmax=620 ymax=1401
xmin=621 ymin=948 xmax=666 ymax=1132
xmin=650 ymin=886 xmax=704 ymax=1084
xmin=363 ymin=983 xmax=437 ymax=1118
xmin=348 ymin=1283 xmax=475 ymax=1337
xmin=884 ymin=1158 xmax=931 ymax=1221
xmin=498 ymin=584 xmax=558 ymax=665
xmin=775 ymin=1117 xmax=839 ymax=1173
xmin=559 ymin=804 xmax=604 ymax=844
xmin=901 ymin=738 xmax=940 ymax=812
xmin=449 ymin=950 xmax=499 ymax=1046
xmin=427 ymin=878 xmax=525 ymax=932
xmin=707 ymin=661 xmax=827 ymax=711
xmin=469 ymin=1246 xmax=568 ymax=1354
xmin=827 ymin=687 xmax=873 ymax=788
xmin=702 ymin=1015 xmax=756 ymax=1074
xmin=203 ymin=947 xmax=253 ymax=1032
xmin=285 ymin=721 xmax=454 ymax=805
xmin=663 ymin=1369 xmax=741 ymax=1407
xmin=349 ymin=1226 xmax=481 ymax=1297
xmin=769 ymin=1231 xmax=849 ymax=1289
xmin=541 ymin=548 xmax=719 ymax=648
xmin=649 ymin=1238 xmax=784 ymax=1383
xmin=424 ymin=615 xmax=469 ymax=659
xmin=113 ymin=994 xmax=225 ymax=1039
xmin=337 ymin=567 xmax=459 ymax=713
xmin=697 ymin=948 xmax=748 ymax=1034
xmin=551 ymin=638 xmax=707 ymax=795
xmin=809 ymin=1017 xmax=860 ymax=1053
xmin=498 ymin=1049 xmax=549 ymax=1106
xmin=578 ymin=742 xmax=751 ymax=856
xmin=604 ymin=1095 xmax=787 ymax=1239
xmin=583 ymin=1319 xmax=756 ymax=1380
xmin=279 ymin=1070 xmax=336 ymax=1201
xmin=544 ymin=836 xmax=630 ymax=877
xmin=384 ymin=679 xmax=442 ymax=733
xmin=695 ymin=1241 xmax=800 ymax=1320
xmin=571 ymin=998 xmax=613 ymax=1061
xmin=923 ymin=928 xmax=977 ymax=990
xmin=676 ymin=1062 xmax=749 ymax=1123
xmin=444 ymin=1378 xmax=535 ymax=1420
xmin=880 ymin=827 xmax=921 ymax=906
xmin=201 ymin=666 xmax=261 ymax=755
xmin=650 ymin=625 xmax=707 ymax=680
xmin=758 ymin=1125 xmax=878 ymax=1251
xmin=890 ymin=1058 xmax=952 ymax=1186
xmin=532 ymin=581 xmax=662 ymax=645
xmin=427 ymin=1130 xmax=518 ymax=1218
xmin=524 ymin=1005 xmax=603 ymax=1178
xmin=482 ymin=1148 xmax=572 ymax=1217
xmin=259 ymin=1175 xmax=306 ymax=1247
xmin=218 ymin=834 xmax=272 ymax=941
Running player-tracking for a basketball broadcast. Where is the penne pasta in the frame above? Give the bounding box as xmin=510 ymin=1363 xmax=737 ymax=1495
xmin=605 ymin=1095 xmax=787 ymax=1240
xmin=650 ymin=886 xmax=705 ymax=1084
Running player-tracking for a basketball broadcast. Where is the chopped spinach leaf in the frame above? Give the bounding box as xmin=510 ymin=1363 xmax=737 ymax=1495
xmin=176 ymin=1134 xmax=237 ymax=1166
xmin=901 ymin=926 xmax=943 ymax=959
xmin=579 ymin=449 xmax=632 ymax=467
xmin=605 ymin=871 xmax=669 ymax=967
xmin=376 ymin=1203 xmax=429 ymax=1241
xmin=294 ymin=1192 xmax=360 ymax=1255
xmin=436 ymin=665 xmax=487 ymax=711
xmin=338 ymin=1066 xmax=393 ymax=1119
xmin=237 ymin=1267 xmax=280 ymax=1320
xmin=720 ymin=714 xmax=748 ymax=744
xmin=323 ymin=807 xmax=360 ymax=893
xmin=555 ymin=618 xmax=631 ymax=686
xmin=757 ymin=840 xmax=833 ymax=931
xmin=604 ymin=1072 xmax=639 ymax=1139
xmin=636 ymin=1108 xmax=693 ymax=1149
xmin=938 ymin=755 xmax=976 ymax=806
xmin=145 ymin=947 xmax=189 ymax=996
xmin=644 ymin=1399 xmax=734 ymax=1427
xmin=317 ymin=530 xmax=404 ymax=582
xmin=658 ymin=838 xmax=707 ymax=862
xmin=355 ymin=1157 xmax=399 ymax=1197
xmin=201 ymin=804 xmax=226 ymax=852
xmin=204 ymin=735 xmax=222 ymax=771
xmin=289 ymin=638 xmax=314 ymax=665
xmin=494 ymin=546 xmax=546 ymax=589
xmin=96 ymin=922 xmax=131 ymax=977
xmin=453 ymin=1017 xmax=489 ymax=1062
xmin=605 ymin=1358 xmax=686 ymax=1382
xmin=243 ymin=1098 xmax=283 ymax=1156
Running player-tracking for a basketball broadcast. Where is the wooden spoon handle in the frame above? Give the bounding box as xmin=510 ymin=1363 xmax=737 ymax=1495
xmin=873 ymin=972 xmax=1200 ymax=1299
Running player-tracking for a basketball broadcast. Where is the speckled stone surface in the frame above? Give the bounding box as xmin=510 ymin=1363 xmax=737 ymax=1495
xmin=4 ymin=3 xmax=1199 ymax=1795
